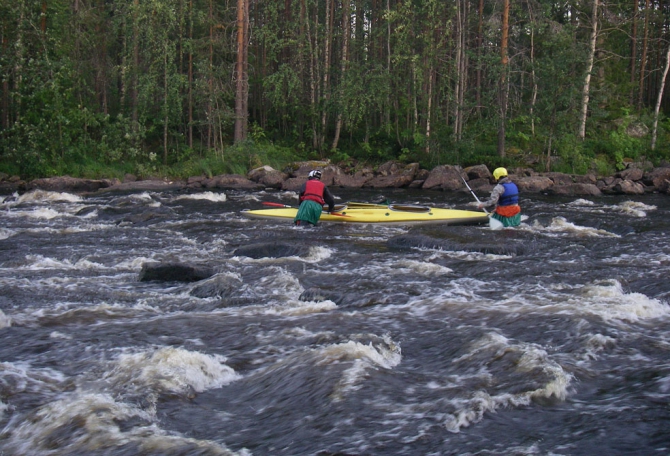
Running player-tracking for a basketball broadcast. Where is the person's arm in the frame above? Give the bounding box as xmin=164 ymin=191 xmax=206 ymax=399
xmin=478 ymin=184 xmax=504 ymax=209
xmin=323 ymin=186 xmax=335 ymax=212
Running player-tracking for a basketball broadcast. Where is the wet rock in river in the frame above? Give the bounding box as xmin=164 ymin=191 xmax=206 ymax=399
xmin=190 ymin=274 xmax=243 ymax=298
xmin=233 ymin=242 xmax=310 ymax=259
xmin=139 ymin=262 xmax=215 ymax=282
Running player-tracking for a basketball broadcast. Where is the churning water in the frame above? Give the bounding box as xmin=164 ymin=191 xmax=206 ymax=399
xmin=0 ymin=187 xmax=668 ymax=455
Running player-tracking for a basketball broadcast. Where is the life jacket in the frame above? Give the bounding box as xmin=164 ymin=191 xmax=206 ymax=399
xmin=498 ymin=182 xmax=519 ymax=206
xmin=300 ymin=179 xmax=326 ymax=205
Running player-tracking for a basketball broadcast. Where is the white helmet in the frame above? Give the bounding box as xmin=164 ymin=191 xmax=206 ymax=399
xmin=308 ymin=170 xmax=322 ymax=180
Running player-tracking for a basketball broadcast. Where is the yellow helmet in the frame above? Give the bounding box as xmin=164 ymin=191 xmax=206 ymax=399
xmin=493 ymin=167 xmax=508 ymax=181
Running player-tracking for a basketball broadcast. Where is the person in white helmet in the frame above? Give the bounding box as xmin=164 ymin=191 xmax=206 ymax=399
xmin=477 ymin=167 xmax=521 ymax=227
xmin=294 ymin=170 xmax=335 ymax=226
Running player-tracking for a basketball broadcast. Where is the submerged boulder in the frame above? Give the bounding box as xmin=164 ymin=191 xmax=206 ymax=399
xmin=233 ymin=242 xmax=311 ymax=259
xmin=139 ymin=262 xmax=215 ymax=282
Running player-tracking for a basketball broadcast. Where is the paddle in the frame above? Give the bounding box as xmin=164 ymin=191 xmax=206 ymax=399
xmin=262 ymin=202 xmax=293 ymax=208
xmin=459 ymin=174 xmax=504 ymax=230
xmin=262 ymin=201 xmax=348 ymax=217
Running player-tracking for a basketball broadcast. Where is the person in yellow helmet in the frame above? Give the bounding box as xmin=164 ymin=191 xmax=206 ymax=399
xmin=477 ymin=167 xmax=521 ymax=227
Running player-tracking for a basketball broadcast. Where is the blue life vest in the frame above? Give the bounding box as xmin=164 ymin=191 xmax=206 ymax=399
xmin=498 ymin=182 xmax=519 ymax=206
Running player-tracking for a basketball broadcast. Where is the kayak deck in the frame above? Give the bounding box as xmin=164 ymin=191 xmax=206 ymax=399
xmin=243 ymin=202 xmax=489 ymax=225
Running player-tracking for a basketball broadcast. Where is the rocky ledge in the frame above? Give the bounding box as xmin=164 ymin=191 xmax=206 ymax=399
xmin=1 ymin=160 xmax=669 ymax=197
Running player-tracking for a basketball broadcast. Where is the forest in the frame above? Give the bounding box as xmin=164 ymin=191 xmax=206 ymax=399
xmin=1 ymin=0 xmax=670 ymax=180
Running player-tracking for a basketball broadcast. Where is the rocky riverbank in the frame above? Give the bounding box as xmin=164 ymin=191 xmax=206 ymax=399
xmin=1 ymin=160 xmax=669 ymax=197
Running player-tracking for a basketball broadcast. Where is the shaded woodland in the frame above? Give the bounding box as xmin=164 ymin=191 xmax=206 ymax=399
xmin=1 ymin=0 xmax=670 ymax=179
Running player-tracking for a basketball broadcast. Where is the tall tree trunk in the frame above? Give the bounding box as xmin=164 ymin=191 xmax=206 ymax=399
xmin=630 ymin=0 xmax=638 ymax=104
xmin=234 ymin=0 xmax=248 ymax=143
xmin=426 ymin=66 xmax=433 ymax=156
xmin=188 ymin=0 xmax=193 ymax=149
xmin=579 ymin=0 xmax=598 ymax=140
xmin=320 ymin=0 xmax=333 ymax=151
xmin=207 ymin=0 xmax=213 ymax=149
xmin=41 ymin=1 xmax=47 ymax=33
xmin=638 ymin=0 xmax=650 ymax=109
xmin=529 ymin=4 xmax=537 ymax=135
xmin=385 ymin=0 xmax=391 ymax=135
xmin=332 ymin=0 xmax=350 ymax=151
xmin=131 ymin=0 xmax=139 ymax=130
xmin=476 ymin=0 xmax=483 ymax=116
xmin=651 ymin=40 xmax=670 ymax=150
xmin=497 ymin=0 xmax=510 ymax=157
xmin=163 ymin=41 xmax=169 ymax=164
xmin=1 ymin=35 xmax=9 ymax=129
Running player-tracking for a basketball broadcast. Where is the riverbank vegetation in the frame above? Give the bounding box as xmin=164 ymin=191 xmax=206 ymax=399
xmin=1 ymin=0 xmax=669 ymax=181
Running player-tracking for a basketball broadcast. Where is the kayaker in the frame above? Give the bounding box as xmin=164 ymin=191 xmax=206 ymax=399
xmin=477 ymin=167 xmax=521 ymax=227
xmin=294 ymin=170 xmax=335 ymax=226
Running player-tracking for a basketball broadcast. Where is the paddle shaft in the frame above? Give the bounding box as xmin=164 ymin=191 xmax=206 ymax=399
xmin=460 ymin=175 xmax=489 ymax=214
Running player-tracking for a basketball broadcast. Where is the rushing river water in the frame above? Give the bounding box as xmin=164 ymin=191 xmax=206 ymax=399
xmin=0 ymin=186 xmax=669 ymax=456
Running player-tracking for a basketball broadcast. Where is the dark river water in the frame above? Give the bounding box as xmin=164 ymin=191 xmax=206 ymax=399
xmin=0 ymin=186 xmax=669 ymax=456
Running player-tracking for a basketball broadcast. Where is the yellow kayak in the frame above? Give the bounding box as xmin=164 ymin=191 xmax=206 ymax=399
xmin=243 ymin=202 xmax=489 ymax=225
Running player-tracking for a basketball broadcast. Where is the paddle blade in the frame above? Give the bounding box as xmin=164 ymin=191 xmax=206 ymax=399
xmin=262 ymin=202 xmax=292 ymax=208
xmin=489 ymin=216 xmax=504 ymax=230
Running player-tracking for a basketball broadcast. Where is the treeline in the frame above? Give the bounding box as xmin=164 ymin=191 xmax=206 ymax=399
xmin=1 ymin=0 xmax=669 ymax=180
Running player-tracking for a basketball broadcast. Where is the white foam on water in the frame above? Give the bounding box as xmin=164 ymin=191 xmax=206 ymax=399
xmin=581 ymin=333 xmax=616 ymax=360
xmin=531 ymin=217 xmax=620 ymax=238
xmin=604 ymin=252 xmax=670 ymax=266
xmin=17 ymin=189 xmax=83 ymax=204
xmin=613 ymin=200 xmax=656 ymax=217
xmin=442 ymin=332 xmax=572 ymax=432
xmin=573 ymin=279 xmax=669 ymax=323
xmin=1 ymin=392 xmax=247 ymax=455
xmin=106 ymin=347 xmax=240 ymax=398
xmin=567 ymin=198 xmax=596 ymax=207
xmin=318 ymin=335 xmax=402 ymax=402
xmin=0 ymin=227 xmax=15 ymax=240
xmin=395 ymin=259 xmax=453 ymax=276
xmin=115 ymin=256 xmax=160 ymax=270
xmin=0 ymin=309 xmax=10 ymax=329
xmin=269 ymin=299 xmax=339 ymax=316
xmin=20 ymin=254 xmax=107 ymax=271
xmin=5 ymin=207 xmax=64 ymax=220
xmin=174 ymin=191 xmax=227 ymax=202
xmin=232 ymin=245 xmax=334 ymax=264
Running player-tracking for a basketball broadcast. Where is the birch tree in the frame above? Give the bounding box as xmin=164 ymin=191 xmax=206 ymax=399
xmin=578 ymin=0 xmax=598 ymax=140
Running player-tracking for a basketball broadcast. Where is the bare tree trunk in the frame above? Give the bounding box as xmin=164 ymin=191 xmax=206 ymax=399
xmin=578 ymin=0 xmax=598 ymax=140
xmin=188 ymin=0 xmax=193 ymax=149
xmin=476 ymin=0 xmax=483 ymax=116
xmin=629 ymin=0 xmax=638 ymax=104
xmin=2 ymin=35 xmax=10 ymax=129
xmin=320 ymin=0 xmax=333 ymax=152
xmin=497 ymin=0 xmax=510 ymax=157
xmin=529 ymin=5 xmax=537 ymax=135
xmin=163 ymin=43 xmax=169 ymax=165
xmin=638 ymin=0 xmax=649 ymax=109
xmin=385 ymin=0 xmax=391 ymax=135
xmin=132 ymin=0 xmax=139 ymax=130
xmin=304 ymin=0 xmax=319 ymax=150
xmin=651 ymin=40 xmax=670 ymax=150
xmin=234 ymin=0 xmax=248 ymax=143
xmin=454 ymin=0 xmax=463 ymax=140
xmin=454 ymin=0 xmax=468 ymax=141
xmin=426 ymin=67 xmax=433 ymax=156
xmin=207 ymin=0 xmax=213 ymax=149
xmin=332 ymin=0 xmax=350 ymax=151
xmin=41 ymin=1 xmax=47 ymax=33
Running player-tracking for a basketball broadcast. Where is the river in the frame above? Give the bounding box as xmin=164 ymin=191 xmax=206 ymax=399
xmin=0 ymin=187 xmax=668 ymax=455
